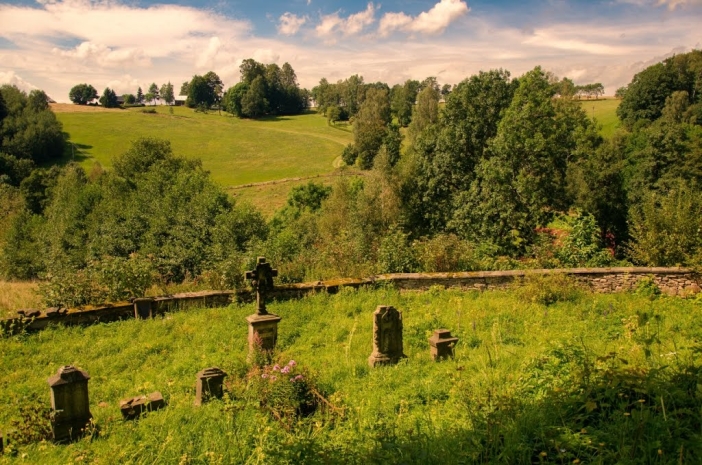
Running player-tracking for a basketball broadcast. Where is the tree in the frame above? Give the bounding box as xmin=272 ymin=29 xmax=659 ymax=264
xmin=148 ymin=83 xmax=159 ymax=105
xmin=185 ymin=75 xmax=212 ymax=109
xmin=353 ymin=87 xmax=391 ymax=169
xmin=136 ymin=87 xmax=144 ymax=104
xmin=179 ymin=82 xmax=189 ymax=97
xmin=160 ymin=82 xmax=175 ymax=106
xmin=408 ymin=85 xmax=439 ymax=141
xmin=240 ymin=76 xmax=268 ymax=118
xmin=123 ymin=94 xmax=136 ymax=105
xmin=615 ymin=86 xmax=627 ymax=99
xmin=441 ymin=84 xmax=452 ymax=97
xmin=68 ymin=83 xmax=98 ymax=105
xmin=203 ymin=72 xmax=223 ymax=112
xmin=223 ymin=82 xmax=249 ymax=117
xmin=390 ymin=80 xmax=420 ymax=127
xmin=99 ymin=87 xmax=118 ymax=108
xmin=27 ymin=90 xmax=49 ymax=112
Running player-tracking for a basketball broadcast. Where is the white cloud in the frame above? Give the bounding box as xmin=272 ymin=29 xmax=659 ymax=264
xmin=656 ymin=0 xmax=702 ymax=9
xmin=196 ymin=37 xmax=222 ymax=70
xmin=379 ymin=0 xmax=470 ymax=37
xmin=315 ymin=3 xmax=377 ymax=41
xmin=278 ymin=12 xmax=307 ymax=35
xmin=0 ymin=71 xmax=39 ymax=92
xmin=54 ymin=41 xmax=151 ymax=67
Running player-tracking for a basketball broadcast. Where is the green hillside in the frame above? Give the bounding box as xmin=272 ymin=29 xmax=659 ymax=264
xmin=579 ymin=98 xmax=621 ymax=138
xmin=54 ymin=105 xmax=353 ymax=187
xmin=1 ymin=285 xmax=700 ymax=463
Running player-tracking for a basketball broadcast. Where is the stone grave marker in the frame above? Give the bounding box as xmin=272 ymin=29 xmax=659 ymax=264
xmin=195 ymin=367 xmax=228 ymax=406
xmin=47 ymin=365 xmax=92 ymax=442
xmin=133 ymin=297 xmax=155 ymax=319
xmin=428 ymin=329 xmax=459 ymax=361
xmin=368 ymin=305 xmax=406 ymax=367
xmin=120 ymin=392 xmax=165 ymax=420
xmin=245 ymin=257 xmax=282 ymax=355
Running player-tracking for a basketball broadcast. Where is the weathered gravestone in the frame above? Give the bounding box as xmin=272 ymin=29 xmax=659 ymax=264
xmin=47 ymin=365 xmax=92 ymax=442
xmin=429 ymin=329 xmax=459 ymax=361
xmin=195 ymin=367 xmax=227 ymax=406
xmin=368 ymin=305 xmax=406 ymax=367
xmin=133 ymin=297 xmax=154 ymax=319
xmin=120 ymin=392 xmax=165 ymax=420
xmin=245 ymin=257 xmax=282 ymax=355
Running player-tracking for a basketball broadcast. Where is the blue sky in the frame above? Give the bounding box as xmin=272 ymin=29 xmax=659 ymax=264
xmin=0 ymin=0 xmax=700 ymax=102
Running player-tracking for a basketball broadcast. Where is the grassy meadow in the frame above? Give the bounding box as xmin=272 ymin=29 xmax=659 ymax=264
xmin=2 ymin=283 xmax=701 ymax=463
xmin=579 ymin=98 xmax=621 ymax=138
xmin=52 ymin=105 xmax=353 ymax=188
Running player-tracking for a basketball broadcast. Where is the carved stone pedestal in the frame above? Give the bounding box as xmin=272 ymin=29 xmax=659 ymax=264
xmin=368 ymin=305 xmax=406 ymax=367
xmin=429 ymin=329 xmax=459 ymax=361
xmin=47 ymin=366 xmax=92 ymax=442
xmin=195 ymin=367 xmax=227 ymax=406
xmin=246 ymin=313 xmax=282 ymax=355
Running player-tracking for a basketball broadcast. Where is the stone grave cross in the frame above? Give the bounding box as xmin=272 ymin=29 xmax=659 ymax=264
xmin=245 ymin=257 xmax=278 ymax=315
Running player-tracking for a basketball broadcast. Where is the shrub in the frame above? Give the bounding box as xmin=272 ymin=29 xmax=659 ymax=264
xmin=377 ymin=227 xmax=417 ymax=273
xmin=516 ymin=273 xmax=584 ymax=306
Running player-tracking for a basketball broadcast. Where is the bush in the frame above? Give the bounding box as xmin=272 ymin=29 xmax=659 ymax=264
xmin=516 ymin=273 xmax=584 ymax=306
xmin=377 ymin=227 xmax=417 ymax=273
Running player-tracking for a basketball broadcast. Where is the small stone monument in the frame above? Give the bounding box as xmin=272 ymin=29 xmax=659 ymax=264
xmin=368 ymin=305 xmax=406 ymax=367
xmin=429 ymin=329 xmax=459 ymax=361
xmin=47 ymin=365 xmax=92 ymax=442
xmin=119 ymin=392 xmax=165 ymax=420
xmin=195 ymin=367 xmax=228 ymax=406
xmin=133 ymin=297 xmax=154 ymax=319
xmin=245 ymin=257 xmax=282 ymax=355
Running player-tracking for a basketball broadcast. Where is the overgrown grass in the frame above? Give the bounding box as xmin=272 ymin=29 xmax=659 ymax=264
xmin=0 ymin=281 xmax=40 ymax=319
xmin=1 ymin=283 xmax=701 ymax=463
xmin=54 ymin=106 xmax=353 ymax=187
xmin=579 ymin=98 xmax=621 ymax=138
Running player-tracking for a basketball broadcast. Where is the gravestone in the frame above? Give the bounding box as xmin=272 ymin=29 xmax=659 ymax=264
xmin=133 ymin=297 xmax=154 ymax=319
xmin=47 ymin=365 xmax=92 ymax=442
xmin=245 ymin=257 xmax=282 ymax=355
xmin=368 ymin=305 xmax=406 ymax=367
xmin=119 ymin=392 xmax=165 ymax=420
xmin=429 ymin=329 xmax=459 ymax=361
xmin=195 ymin=367 xmax=227 ymax=406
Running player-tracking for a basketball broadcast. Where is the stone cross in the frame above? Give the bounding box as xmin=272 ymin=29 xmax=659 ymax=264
xmin=245 ymin=257 xmax=278 ymax=315
xmin=195 ymin=367 xmax=227 ymax=406
xmin=47 ymin=365 xmax=92 ymax=442
xmin=428 ymin=329 xmax=459 ymax=361
xmin=368 ymin=305 xmax=406 ymax=367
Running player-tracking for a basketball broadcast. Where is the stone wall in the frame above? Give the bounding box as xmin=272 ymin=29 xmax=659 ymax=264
xmin=2 ymin=268 xmax=700 ymax=334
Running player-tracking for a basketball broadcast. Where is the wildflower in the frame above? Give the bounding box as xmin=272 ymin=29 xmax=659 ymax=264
xmin=270 ymin=376 xmax=277 ymax=381
xmin=288 ymin=360 xmax=297 ymax=367
xmin=273 ymin=364 xmax=280 ymax=371
xmin=294 ymin=374 xmax=304 ymax=381
xmin=261 ymin=373 xmax=268 ymax=379
xmin=281 ymin=366 xmax=291 ymax=374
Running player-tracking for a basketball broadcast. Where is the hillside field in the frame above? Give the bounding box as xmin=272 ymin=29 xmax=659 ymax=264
xmin=579 ymin=98 xmax=620 ymax=138
xmin=52 ymin=105 xmax=353 ymax=188
xmin=1 ymin=284 xmax=701 ymax=463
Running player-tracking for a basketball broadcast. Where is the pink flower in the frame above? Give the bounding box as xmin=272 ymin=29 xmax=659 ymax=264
xmin=281 ymin=366 xmax=291 ymax=374
xmin=273 ymin=364 xmax=280 ymax=371
xmin=270 ymin=376 xmax=277 ymax=381
xmin=288 ymin=360 xmax=297 ymax=367
xmin=261 ymin=373 xmax=268 ymax=379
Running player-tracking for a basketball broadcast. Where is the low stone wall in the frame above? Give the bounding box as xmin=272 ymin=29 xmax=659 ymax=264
xmin=2 ymin=268 xmax=699 ymax=334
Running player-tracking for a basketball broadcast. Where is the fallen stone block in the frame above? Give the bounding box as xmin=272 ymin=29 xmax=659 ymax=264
xmin=120 ymin=392 xmax=165 ymax=420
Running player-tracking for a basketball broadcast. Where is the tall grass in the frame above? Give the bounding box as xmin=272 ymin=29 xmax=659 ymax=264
xmin=0 ymin=281 xmax=41 ymax=319
xmin=1 ymin=284 xmax=700 ymax=463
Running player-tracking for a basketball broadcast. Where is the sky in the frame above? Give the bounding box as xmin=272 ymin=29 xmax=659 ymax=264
xmin=0 ymin=0 xmax=700 ymax=102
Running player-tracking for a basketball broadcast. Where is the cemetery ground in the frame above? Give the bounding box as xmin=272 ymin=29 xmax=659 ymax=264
xmin=2 ymin=283 xmax=701 ymax=463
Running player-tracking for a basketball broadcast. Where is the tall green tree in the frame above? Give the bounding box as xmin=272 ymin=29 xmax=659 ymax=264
xmin=353 ymin=87 xmax=391 ymax=169
xmin=148 ymin=83 xmax=160 ymax=105
xmin=99 ymin=87 xmax=118 ymax=108
xmin=68 ymin=83 xmax=98 ymax=105
xmin=160 ymin=82 xmax=175 ymax=106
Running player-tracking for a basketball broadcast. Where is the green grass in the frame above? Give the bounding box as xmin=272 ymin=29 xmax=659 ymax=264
xmin=579 ymin=98 xmax=621 ymax=138
xmin=2 ymin=283 xmax=701 ymax=463
xmin=55 ymin=106 xmax=353 ymax=187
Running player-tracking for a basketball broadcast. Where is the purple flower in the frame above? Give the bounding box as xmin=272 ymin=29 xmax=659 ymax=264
xmin=281 ymin=366 xmax=291 ymax=374
xmin=273 ymin=364 xmax=280 ymax=371
xmin=288 ymin=360 xmax=297 ymax=367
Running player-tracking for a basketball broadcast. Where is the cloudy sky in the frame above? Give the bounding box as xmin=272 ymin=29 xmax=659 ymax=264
xmin=0 ymin=0 xmax=700 ymax=102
